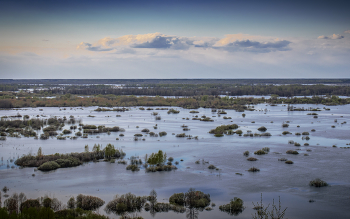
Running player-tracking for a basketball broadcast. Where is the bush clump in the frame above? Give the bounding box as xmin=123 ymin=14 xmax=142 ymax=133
xmin=105 ymin=193 xmax=147 ymax=214
xmin=209 ymin=124 xmax=238 ymax=135
xmin=254 ymin=150 xmax=267 ymax=155
xmin=302 ymin=132 xmax=310 ymax=135
xmin=247 ymin=157 xmax=257 ymax=161
xmin=248 ymin=167 xmax=260 ymax=172
xmin=76 ymin=194 xmax=105 ymax=211
xmin=285 ymin=160 xmax=294 ymax=164
xmin=286 ymin=150 xmax=299 ymax=155
xmin=126 ymin=164 xmax=140 ymax=171
xmin=55 ymin=158 xmax=82 ymax=168
xmin=257 ymin=126 xmax=267 ymax=132
xmin=38 ymin=161 xmax=60 ymax=171
xmin=167 ymin=108 xmax=180 ymax=114
xmin=169 ymin=193 xmax=185 ymax=206
xmin=243 ymin=151 xmax=249 ymax=156
xmin=219 ymin=197 xmax=244 ymax=216
xmin=208 ymin=164 xmax=216 ymax=169
xmin=159 ymin=131 xmax=167 ymax=137
xmin=309 ymin=179 xmax=328 ymax=187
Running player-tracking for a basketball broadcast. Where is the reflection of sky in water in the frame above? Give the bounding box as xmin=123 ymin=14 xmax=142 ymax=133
xmin=0 ymin=104 xmax=350 ymax=218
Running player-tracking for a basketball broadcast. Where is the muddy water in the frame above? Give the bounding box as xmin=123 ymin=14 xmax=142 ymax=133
xmin=0 ymin=104 xmax=350 ymax=219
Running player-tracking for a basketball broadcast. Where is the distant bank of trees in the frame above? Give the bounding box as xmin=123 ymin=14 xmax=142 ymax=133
xmin=0 ymin=95 xmax=349 ymax=110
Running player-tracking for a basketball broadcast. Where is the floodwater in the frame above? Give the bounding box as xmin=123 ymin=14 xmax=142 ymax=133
xmin=1 ymin=104 xmax=350 ymax=219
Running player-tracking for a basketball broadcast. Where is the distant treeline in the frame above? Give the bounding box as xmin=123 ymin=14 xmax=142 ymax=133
xmin=0 ymin=95 xmax=348 ymax=110
xmin=46 ymin=84 xmax=350 ymax=97
xmin=2 ymin=84 xmax=350 ymax=97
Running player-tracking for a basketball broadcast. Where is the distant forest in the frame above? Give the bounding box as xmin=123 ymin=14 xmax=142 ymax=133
xmin=0 ymin=79 xmax=350 ymax=97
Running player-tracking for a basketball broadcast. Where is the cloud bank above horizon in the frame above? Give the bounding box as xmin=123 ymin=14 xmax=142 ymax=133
xmin=1 ymin=0 xmax=350 ymax=79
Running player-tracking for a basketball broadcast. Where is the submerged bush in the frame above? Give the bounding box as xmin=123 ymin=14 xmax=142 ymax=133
xmin=38 ymin=161 xmax=60 ymax=171
xmin=248 ymin=167 xmax=260 ymax=172
xmin=159 ymin=131 xmax=167 ymax=137
xmin=55 ymin=158 xmax=82 ymax=168
xmin=209 ymin=124 xmax=238 ymax=135
xmin=219 ymin=197 xmax=244 ymax=216
xmin=257 ymin=126 xmax=267 ymax=132
xmin=105 ymin=193 xmax=147 ymax=214
xmin=169 ymin=193 xmax=185 ymax=206
xmin=309 ymin=179 xmax=328 ymax=187
xmin=285 ymin=160 xmax=294 ymax=164
xmin=208 ymin=164 xmax=217 ymax=169
xmin=243 ymin=151 xmax=249 ymax=156
xmin=247 ymin=157 xmax=257 ymax=161
xmin=286 ymin=150 xmax=299 ymax=155
xmin=254 ymin=150 xmax=267 ymax=155
xmin=76 ymin=194 xmax=105 ymax=211
xmin=126 ymin=164 xmax=140 ymax=172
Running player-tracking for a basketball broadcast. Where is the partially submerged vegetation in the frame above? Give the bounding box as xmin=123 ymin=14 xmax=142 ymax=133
xmin=15 ymin=144 xmax=125 ymax=171
xmin=309 ymin=179 xmax=329 ymax=187
xmin=219 ymin=197 xmax=244 ymax=216
xmin=209 ymin=124 xmax=238 ymax=136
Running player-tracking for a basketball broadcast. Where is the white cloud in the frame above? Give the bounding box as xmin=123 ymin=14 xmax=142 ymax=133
xmin=77 ymin=33 xmax=291 ymax=54
xmin=318 ymin=34 xmax=344 ymax=39
xmin=345 ymin=30 xmax=350 ymax=34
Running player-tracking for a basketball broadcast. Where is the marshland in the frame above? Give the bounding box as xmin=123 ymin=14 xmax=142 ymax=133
xmin=1 ymin=95 xmax=350 ymax=218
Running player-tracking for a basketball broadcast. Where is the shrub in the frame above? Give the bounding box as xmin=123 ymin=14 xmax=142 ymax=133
xmin=236 ymin=130 xmax=243 ymax=135
xmin=309 ymin=179 xmax=328 ymax=187
xmin=134 ymin=134 xmax=143 ymax=137
xmin=209 ymin=124 xmax=238 ymax=135
xmin=304 ymin=143 xmax=309 ymax=146
xmin=302 ymin=132 xmax=309 ymax=135
xmin=141 ymin=128 xmax=149 ymax=132
xmin=214 ymin=133 xmax=224 ymax=137
xmin=76 ymin=194 xmax=105 ymax=211
xmin=260 ymin=132 xmax=271 ymax=136
xmin=159 ymin=131 xmax=167 ymax=137
xmin=247 ymin=157 xmax=257 ymax=161
xmin=105 ymin=193 xmax=147 ymax=214
xmin=38 ymin=161 xmax=60 ymax=171
xmin=282 ymin=124 xmax=289 ymax=128
xmin=184 ymin=188 xmax=211 ymax=208
xmin=208 ymin=164 xmax=216 ymax=169
xmin=219 ymin=197 xmax=244 ymax=216
xmin=243 ymin=151 xmax=249 ymax=156
xmin=282 ymin=131 xmax=291 ymax=135
xmin=254 ymin=150 xmax=267 ymax=155
xmin=294 ymin=142 xmax=301 ymax=146
xmin=169 ymin=193 xmax=185 ymax=206
xmin=286 ymin=150 xmax=299 ymax=155
xmin=167 ymin=108 xmax=180 ymax=114
xmin=262 ymin=147 xmax=270 ymax=152
xmin=168 ymin=157 xmax=174 ymax=162
xmin=55 ymin=158 xmax=82 ymax=168
xmin=257 ymin=126 xmax=267 ymax=132
xmin=295 ymin=132 xmax=301 ymax=135
xmin=285 ymin=160 xmax=294 ymax=164
xmin=126 ymin=164 xmax=140 ymax=171
xmin=248 ymin=167 xmax=260 ymax=172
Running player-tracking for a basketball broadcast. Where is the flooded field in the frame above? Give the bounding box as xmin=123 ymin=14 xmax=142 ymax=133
xmin=1 ymin=104 xmax=350 ymax=218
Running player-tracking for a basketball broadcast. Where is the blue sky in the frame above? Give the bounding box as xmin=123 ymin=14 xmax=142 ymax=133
xmin=1 ymin=0 xmax=349 ymax=79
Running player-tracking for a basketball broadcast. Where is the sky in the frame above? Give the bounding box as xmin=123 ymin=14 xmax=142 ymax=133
xmin=0 ymin=0 xmax=349 ymax=79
